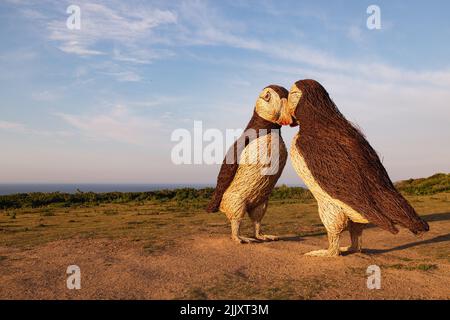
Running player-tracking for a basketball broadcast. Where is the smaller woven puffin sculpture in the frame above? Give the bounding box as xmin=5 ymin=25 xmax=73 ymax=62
xmin=207 ymin=85 xmax=292 ymax=243
xmin=287 ymin=79 xmax=429 ymax=257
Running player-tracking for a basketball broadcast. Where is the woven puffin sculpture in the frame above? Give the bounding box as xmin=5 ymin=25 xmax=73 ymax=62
xmin=207 ymin=85 xmax=293 ymax=243
xmin=287 ymin=79 xmax=429 ymax=257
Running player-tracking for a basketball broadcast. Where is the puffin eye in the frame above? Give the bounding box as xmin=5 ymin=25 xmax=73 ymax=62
xmin=263 ymin=91 xmax=271 ymax=102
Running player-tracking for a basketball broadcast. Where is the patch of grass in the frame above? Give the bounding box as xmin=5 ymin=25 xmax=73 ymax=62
xmin=127 ymin=221 xmax=144 ymax=225
xmin=188 ymin=269 xmax=331 ymax=300
xmin=40 ymin=208 xmax=55 ymax=217
xmin=143 ymin=240 xmax=175 ymax=255
xmin=265 ymin=283 xmax=298 ymax=300
xmin=395 ymin=256 xmax=413 ymax=262
xmin=0 ymin=188 xmax=215 ymax=210
xmin=103 ymin=209 xmax=119 ymax=216
xmin=181 ymin=287 xmax=209 ymax=300
xmin=383 ymin=263 xmax=438 ymax=272
xmin=201 ymin=272 xmax=260 ymax=299
xmin=395 ymin=173 xmax=450 ymax=195
xmin=347 ymin=266 xmax=366 ymax=274
xmin=136 ymin=210 xmax=162 ymax=216
xmin=387 ymin=264 xmax=407 ymax=270
xmin=0 ymin=174 xmax=447 ymax=211
xmin=417 ymin=264 xmax=438 ymax=271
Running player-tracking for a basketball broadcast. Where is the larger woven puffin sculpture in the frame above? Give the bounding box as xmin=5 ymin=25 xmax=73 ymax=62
xmin=207 ymin=85 xmax=292 ymax=243
xmin=287 ymin=79 xmax=429 ymax=257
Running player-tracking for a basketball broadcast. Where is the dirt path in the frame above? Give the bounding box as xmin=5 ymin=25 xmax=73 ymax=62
xmin=1 ymin=215 xmax=449 ymax=300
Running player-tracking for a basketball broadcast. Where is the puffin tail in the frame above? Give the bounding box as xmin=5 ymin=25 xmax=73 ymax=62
xmin=405 ymin=214 xmax=429 ymax=235
xmin=369 ymin=187 xmax=429 ymax=235
xmin=388 ymin=192 xmax=430 ymax=235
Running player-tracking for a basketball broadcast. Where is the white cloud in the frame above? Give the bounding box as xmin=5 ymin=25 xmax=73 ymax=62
xmin=22 ymin=0 xmax=449 ymax=89
xmin=112 ymin=48 xmax=174 ymax=64
xmin=175 ymin=1 xmax=450 ymax=90
xmin=31 ymin=90 xmax=60 ymax=101
xmin=14 ymin=0 xmax=450 ymax=89
xmin=14 ymin=1 xmax=178 ymax=82
xmin=124 ymin=96 xmax=186 ymax=108
xmin=102 ymin=70 xmax=141 ymax=82
xmin=20 ymin=7 xmax=46 ymax=20
xmin=56 ymin=104 xmax=164 ymax=145
xmin=175 ymin=0 xmax=261 ymax=50
xmin=58 ymin=41 xmax=104 ymax=56
xmin=47 ymin=1 xmax=177 ymax=57
xmin=0 ymin=120 xmax=72 ymax=138
xmin=0 ymin=121 xmax=26 ymax=133
xmin=91 ymin=61 xmax=141 ymax=82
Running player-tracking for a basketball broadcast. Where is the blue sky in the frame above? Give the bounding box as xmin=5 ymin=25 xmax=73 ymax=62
xmin=0 ymin=0 xmax=449 ymax=184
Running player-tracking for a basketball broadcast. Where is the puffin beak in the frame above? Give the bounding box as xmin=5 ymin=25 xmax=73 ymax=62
xmin=287 ymin=86 xmax=302 ymax=127
xmin=285 ymin=98 xmax=299 ymax=127
xmin=277 ymin=98 xmax=293 ymax=126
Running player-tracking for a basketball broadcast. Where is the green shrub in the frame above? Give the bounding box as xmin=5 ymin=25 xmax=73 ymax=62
xmin=0 ymin=188 xmax=214 ymax=210
xmin=395 ymin=173 xmax=450 ymax=195
xmin=0 ymin=173 xmax=447 ymax=210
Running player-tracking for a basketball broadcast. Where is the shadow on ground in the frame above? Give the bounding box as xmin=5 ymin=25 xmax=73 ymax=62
xmin=365 ymin=233 xmax=450 ymax=254
xmin=281 ymin=212 xmax=450 ymax=255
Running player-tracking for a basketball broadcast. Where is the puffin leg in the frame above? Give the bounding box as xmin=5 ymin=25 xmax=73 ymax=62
xmin=230 ymin=219 xmax=259 ymax=244
xmin=249 ymin=201 xmax=279 ymax=241
xmin=223 ymin=198 xmax=259 ymax=244
xmin=305 ymin=203 xmax=346 ymax=257
xmin=305 ymin=231 xmax=341 ymax=257
xmin=341 ymin=221 xmax=364 ymax=253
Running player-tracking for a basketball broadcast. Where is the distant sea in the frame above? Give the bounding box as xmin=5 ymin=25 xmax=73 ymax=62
xmin=0 ymin=184 xmax=213 ymax=195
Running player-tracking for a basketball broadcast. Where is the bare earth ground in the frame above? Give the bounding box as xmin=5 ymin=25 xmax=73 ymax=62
xmin=0 ymin=193 xmax=449 ymax=299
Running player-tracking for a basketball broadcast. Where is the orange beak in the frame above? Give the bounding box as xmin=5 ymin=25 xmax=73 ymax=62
xmin=277 ymin=98 xmax=293 ymax=126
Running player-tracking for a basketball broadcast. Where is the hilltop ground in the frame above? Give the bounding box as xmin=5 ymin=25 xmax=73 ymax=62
xmin=0 ymin=190 xmax=449 ymax=299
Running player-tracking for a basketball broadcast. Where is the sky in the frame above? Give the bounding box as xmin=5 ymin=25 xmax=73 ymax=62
xmin=0 ymin=0 xmax=449 ymax=185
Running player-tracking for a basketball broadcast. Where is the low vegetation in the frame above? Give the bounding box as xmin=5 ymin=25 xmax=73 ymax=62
xmin=395 ymin=173 xmax=450 ymax=195
xmin=0 ymin=173 xmax=447 ymax=210
xmin=0 ymin=186 xmax=314 ymax=210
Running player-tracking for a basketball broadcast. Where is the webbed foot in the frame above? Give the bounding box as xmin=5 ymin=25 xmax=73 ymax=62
xmin=339 ymin=246 xmax=361 ymax=254
xmin=232 ymin=236 xmax=260 ymax=244
xmin=304 ymin=249 xmax=340 ymax=257
xmin=255 ymin=234 xmax=279 ymax=241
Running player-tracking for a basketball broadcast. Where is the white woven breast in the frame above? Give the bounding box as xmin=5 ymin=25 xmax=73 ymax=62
xmin=290 ymin=133 xmax=368 ymax=224
xmin=221 ymin=133 xmax=287 ymax=213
